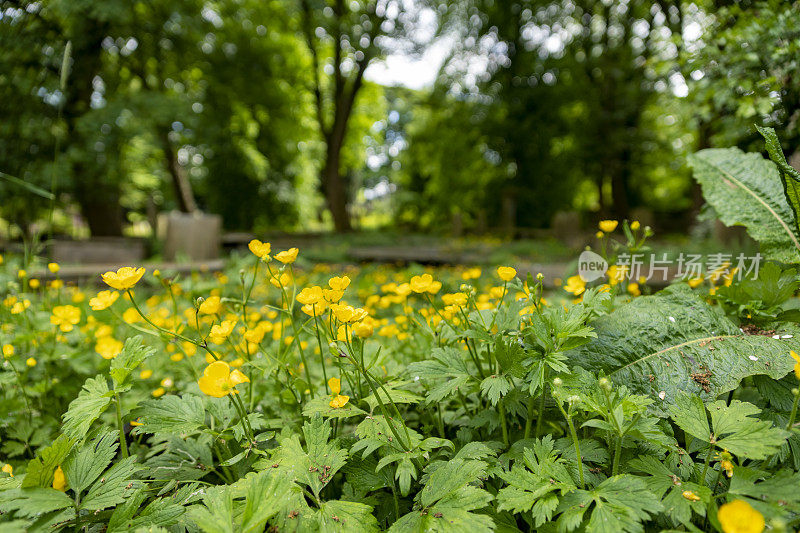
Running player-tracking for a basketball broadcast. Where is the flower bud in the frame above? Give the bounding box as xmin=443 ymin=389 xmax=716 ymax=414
xmin=793 ymin=388 xmax=799 ymax=397
xmin=536 ymin=273 xmax=544 ymax=281
xmin=195 ymin=297 xmax=205 ymax=308
xmin=552 ymin=377 xmax=563 ymax=387
xmin=599 ymin=377 xmax=612 ymax=391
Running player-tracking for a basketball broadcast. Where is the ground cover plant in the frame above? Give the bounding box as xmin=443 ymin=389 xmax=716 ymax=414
xmin=2 ymin=130 xmax=800 ymax=532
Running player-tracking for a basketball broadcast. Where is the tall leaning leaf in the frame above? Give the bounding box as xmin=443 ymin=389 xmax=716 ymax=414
xmin=756 ymin=125 xmax=800 ymax=238
xmin=567 ymin=285 xmax=800 ymax=416
xmin=688 ymin=147 xmax=800 ymax=263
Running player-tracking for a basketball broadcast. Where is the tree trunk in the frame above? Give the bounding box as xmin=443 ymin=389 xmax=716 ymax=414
xmin=160 ymin=131 xmax=197 ymax=213
xmin=72 ymin=164 xmax=124 ymax=236
xmin=322 ymin=139 xmax=351 ymax=232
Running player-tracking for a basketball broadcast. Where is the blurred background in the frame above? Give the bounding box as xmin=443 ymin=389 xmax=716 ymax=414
xmin=0 ymin=0 xmax=798 ymax=267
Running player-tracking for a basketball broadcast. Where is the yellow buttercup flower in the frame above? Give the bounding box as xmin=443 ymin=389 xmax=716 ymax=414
xmin=248 ymin=239 xmax=271 ymax=259
xmin=790 ymin=350 xmax=800 ymax=380
xmin=330 ymin=394 xmax=350 ymax=408
xmin=595 ymin=231 xmax=604 ymax=238
xmin=140 ymin=369 xmax=153 ymax=379
xmin=209 ymin=320 xmax=236 ymax=344
xmin=275 ymin=248 xmax=299 ymax=264
xmin=95 ymin=337 xmax=123 ymax=360
xmin=199 ymin=296 xmax=222 ymax=315
xmin=497 ymin=266 xmax=517 ymax=282
xmin=1 ymin=463 xmax=12 ymax=477
xmin=48 ymin=262 xmax=60 ymax=273
xmin=270 ymin=272 xmax=291 ymax=288
xmin=627 ymin=282 xmax=641 ymax=296
xmin=563 ymin=275 xmax=586 ymax=296
xmin=51 ymin=305 xmax=81 ymax=332
xmin=630 ymin=220 xmax=641 ymax=230
xmin=328 ymin=276 xmax=351 ymax=291
xmin=323 ymin=288 xmax=344 ymax=303
xmin=682 ymin=490 xmax=701 ymax=501
xmin=297 ymin=286 xmax=324 ymax=305
xmin=331 ymin=304 xmax=367 ymax=324
xmin=52 ymin=466 xmax=66 ymax=491
xmin=717 ymin=500 xmax=764 ymax=533
xmin=2 ymin=344 xmax=13 ymax=358
xmin=89 ymin=290 xmax=119 ymax=311
xmin=152 ymin=387 xmax=165 ymax=398
xmin=410 ymin=274 xmax=434 ymax=293
xmin=598 ymin=220 xmax=618 ymax=233
xmin=101 ymin=267 xmax=145 ymax=290
xmin=26 ymin=357 xmax=37 ymax=367
xmin=198 ymin=361 xmax=250 ymax=398
xmin=353 ymin=321 xmax=373 ymax=338
xmin=328 ymin=377 xmax=349 ymax=408
xmin=29 ymin=278 xmax=40 ymax=289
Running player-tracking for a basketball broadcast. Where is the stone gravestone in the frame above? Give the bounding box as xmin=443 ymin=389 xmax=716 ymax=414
xmin=162 ymin=211 xmax=221 ymax=261
xmin=552 ymin=211 xmax=584 ymax=248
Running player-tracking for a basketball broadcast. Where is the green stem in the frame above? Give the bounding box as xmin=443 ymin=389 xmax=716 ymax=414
xmin=535 ymin=375 xmax=548 ymax=437
xmin=313 ymin=310 xmax=329 ymax=394
xmin=524 ymin=396 xmax=535 ymax=440
xmin=557 ymin=402 xmax=584 ymax=489
xmin=699 ymin=446 xmax=713 ymax=483
xmin=498 ymin=399 xmax=509 ymax=449
xmin=787 ymin=391 xmax=800 ymax=431
xmin=114 ymin=391 xmax=129 ymax=459
xmin=611 ymin=436 xmax=622 ymax=476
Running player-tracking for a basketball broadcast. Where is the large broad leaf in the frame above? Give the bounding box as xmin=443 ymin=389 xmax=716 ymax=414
xmin=567 ymin=285 xmax=800 ymax=415
xmin=756 ymin=125 xmax=800 ymax=239
xmin=688 ymin=147 xmax=800 ymax=262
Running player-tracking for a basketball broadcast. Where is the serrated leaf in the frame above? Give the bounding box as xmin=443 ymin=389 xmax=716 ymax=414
xmin=689 ymin=146 xmax=800 ymax=262
xmin=61 ymin=375 xmax=113 ymax=440
xmin=80 ymin=456 xmax=142 ymax=511
xmin=757 ymin=125 xmax=800 ymax=239
xmin=363 ymin=381 xmax=423 ymax=411
xmin=569 ymin=284 xmax=800 ymax=415
xmin=407 ymin=347 xmax=475 ymax=404
xmin=107 ymin=488 xmax=186 ymax=532
xmin=479 ymin=375 xmax=511 ymax=406
xmin=555 ymin=475 xmax=663 ymax=533
xmin=315 ymin=499 xmax=380 ymax=533
xmin=270 ymin=416 xmax=348 ymax=497
xmin=131 ymin=394 xmax=206 ymax=435
xmin=63 ymin=431 xmax=117 ymax=495
xmin=21 ymin=434 xmax=73 ymax=488
xmin=110 ymin=336 xmax=155 ymax=391
xmin=303 ymin=396 xmax=366 ymax=419
xmin=670 ymin=393 xmax=786 ymax=459
xmin=0 ymin=488 xmax=74 ymax=518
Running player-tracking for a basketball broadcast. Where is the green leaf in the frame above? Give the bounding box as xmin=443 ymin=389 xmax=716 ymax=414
xmin=131 ymin=394 xmax=206 ymax=435
xmin=628 ymin=455 xmax=710 ymax=527
xmin=302 ymin=396 xmax=366 ymax=419
xmin=407 ymin=347 xmax=475 ymax=404
xmin=419 ymin=457 xmax=488 ymax=508
xmin=20 ymin=434 xmax=73 ymax=488
xmin=107 ymin=488 xmax=186 ymax=532
xmin=63 ymin=431 xmax=117 ymax=495
xmin=555 ymin=475 xmax=663 ymax=533
xmin=363 ymin=381 xmax=423 ymax=411
xmin=0 ymin=488 xmax=73 ymax=518
xmin=480 ymin=375 xmax=511 ymax=406
xmin=315 ymin=499 xmax=380 ymax=533
xmin=110 ymin=336 xmax=155 ymax=392
xmin=494 ymin=337 xmax=527 ymax=379
xmin=61 ymin=375 xmax=113 ymax=440
xmin=728 ymin=468 xmax=800 ymax=519
xmin=569 ymin=284 xmax=800 ymax=415
xmin=689 ymin=146 xmax=800 ymax=262
xmin=80 ymin=456 xmax=142 ymax=511
xmin=756 ymin=125 xmax=800 ymax=239
xmin=269 ymin=416 xmax=348 ymax=497
xmin=670 ymin=393 xmax=786 ymax=459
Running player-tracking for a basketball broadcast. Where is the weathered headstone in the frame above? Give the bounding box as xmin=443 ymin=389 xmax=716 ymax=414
xmin=51 ymin=238 xmax=146 ymax=264
xmin=162 ymin=211 xmax=221 ymax=261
